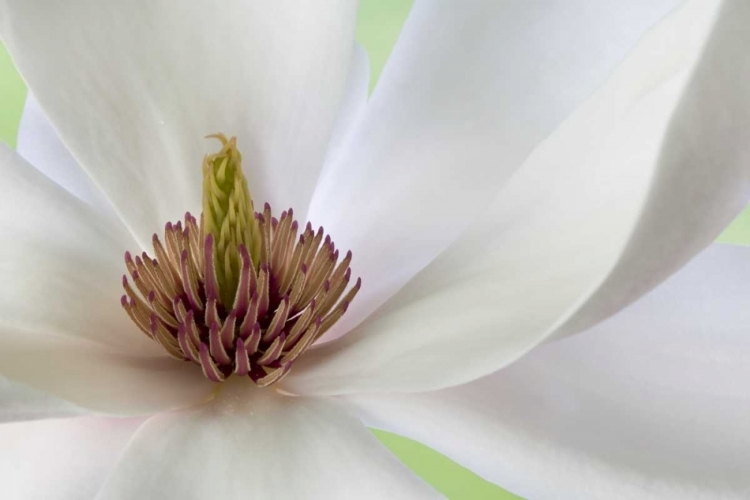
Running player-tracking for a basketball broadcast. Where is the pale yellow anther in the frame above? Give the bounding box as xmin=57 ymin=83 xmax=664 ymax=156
xmin=202 ymin=133 xmax=262 ymax=307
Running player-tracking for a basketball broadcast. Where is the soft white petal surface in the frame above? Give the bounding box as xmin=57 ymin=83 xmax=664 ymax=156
xmin=0 ymin=143 xmax=215 ymax=415
xmin=0 ymin=377 xmax=85 ymax=423
xmin=0 ymin=416 xmax=145 ymax=500
xmin=319 ymin=43 xmax=370 ymax=182
xmin=309 ymin=0 xmax=683 ymax=338
xmin=288 ymin=0 xmax=750 ymax=395
xmin=345 ymin=244 xmax=750 ymax=500
xmin=95 ymin=381 xmax=439 ymax=500
xmin=0 ymin=0 xmax=358 ymax=248
xmin=17 ymin=93 xmax=112 ymax=212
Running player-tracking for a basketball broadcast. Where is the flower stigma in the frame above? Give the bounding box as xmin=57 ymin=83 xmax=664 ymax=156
xmin=120 ymin=134 xmax=361 ymax=385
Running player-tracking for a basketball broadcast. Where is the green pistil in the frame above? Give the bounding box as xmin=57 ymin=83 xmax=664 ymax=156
xmin=202 ymin=134 xmax=262 ymax=307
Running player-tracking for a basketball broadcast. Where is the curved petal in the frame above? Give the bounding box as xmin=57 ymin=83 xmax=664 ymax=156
xmin=308 ymin=0 xmax=684 ymax=338
xmin=0 ymin=377 xmax=85 ymax=423
xmin=344 ymin=243 xmax=750 ymax=500
xmin=286 ymin=0 xmax=750 ymax=396
xmin=318 ymin=43 xmax=370 ymax=182
xmin=0 ymin=143 xmax=215 ymax=415
xmin=95 ymin=381 xmax=439 ymax=500
xmin=17 ymin=93 xmax=113 ymax=212
xmin=0 ymin=416 xmax=145 ymax=500
xmin=0 ymin=0 xmax=358 ymax=248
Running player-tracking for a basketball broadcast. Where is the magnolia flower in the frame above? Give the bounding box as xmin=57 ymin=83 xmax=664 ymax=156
xmin=1 ymin=0 xmax=749 ymax=498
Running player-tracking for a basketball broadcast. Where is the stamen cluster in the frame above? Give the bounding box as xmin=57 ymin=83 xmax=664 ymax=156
xmin=121 ymin=207 xmax=360 ymax=385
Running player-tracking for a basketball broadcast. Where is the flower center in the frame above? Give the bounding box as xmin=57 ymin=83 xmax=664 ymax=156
xmin=120 ymin=134 xmax=361 ymax=385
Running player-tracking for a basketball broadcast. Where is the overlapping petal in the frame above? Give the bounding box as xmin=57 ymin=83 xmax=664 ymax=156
xmin=309 ymin=0 xmax=683 ymax=338
xmin=0 ymin=416 xmax=145 ymax=500
xmin=17 ymin=94 xmax=112 ymax=212
xmin=0 ymin=377 xmax=85 ymax=423
xmin=319 ymin=44 xmax=371 ymax=182
xmin=0 ymin=144 xmax=215 ymax=415
xmin=345 ymin=244 xmax=750 ymax=499
xmin=95 ymin=382 xmax=439 ymax=500
xmin=0 ymin=0 xmax=359 ymax=248
xmin=287 ymin=0 xmax=750 ymax=395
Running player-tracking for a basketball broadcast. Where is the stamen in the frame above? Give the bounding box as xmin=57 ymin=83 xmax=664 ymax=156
xmin=119 ymin=135 xmax=361 ymax=386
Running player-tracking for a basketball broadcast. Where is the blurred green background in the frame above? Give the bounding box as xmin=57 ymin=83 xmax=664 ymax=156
xmin=1 ymin=1 xmax=748 ymax=499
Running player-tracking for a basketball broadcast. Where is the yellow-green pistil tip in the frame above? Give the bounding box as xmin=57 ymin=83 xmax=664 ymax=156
xmin=202 ymin=133 xmax=262 ymax=307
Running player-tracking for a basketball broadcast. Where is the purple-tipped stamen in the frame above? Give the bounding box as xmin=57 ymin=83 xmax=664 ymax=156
xmin=119 ymin=203 xmax=360 ymax=386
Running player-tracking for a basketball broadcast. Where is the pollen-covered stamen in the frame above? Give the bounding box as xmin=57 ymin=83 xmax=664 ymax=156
xmin=120 ymin=208 xmax=359 ymax=385
xmin=119 ymin=134 xmax=360 ymax=385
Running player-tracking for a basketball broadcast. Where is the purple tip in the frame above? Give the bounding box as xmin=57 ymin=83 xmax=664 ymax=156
xmin=271 ymin=217 xmax=279 ymax=227
xmin=324 ymin=235 xmax=331 ymax=246
xmin=148 ymin=290 xmax=156 ymax=302
xmin=346 ymin=250 xmax=353 ymax=260
xmin=238 ymin=244 xmax=250 ymax=264
xmin=300 ymin=263 xmax=308 ymax=274
xmin=264 ymin=202 xmax=272 ymax=211
xmin=355 ymin=277 xmax=362 ymax=287
xmin=344 ymin=268 xmax=351 ymax=281
xmin=306 ymin=222 xmax=312 ymax=232
xmin=122 ymin=275 xmax=129 ymax=286
xmin=288 ymin=208 xmax=294 ymax=217
xmin=291 ymin=220 xmax=299 ymax=231
xmin=341 ymin=302 xmax=349 ymax=313
xmin=323 ymin=281 xmax=330 ymax=292
xmin=120 ymin=295 xmax=128 ymax=306
xmin=124 ymin=251 xmax=133 ymax=261
xmin=281 ymin=210 xmax=287 ymax=219
xmin=165 ymin=222 xmax=173 ymax=231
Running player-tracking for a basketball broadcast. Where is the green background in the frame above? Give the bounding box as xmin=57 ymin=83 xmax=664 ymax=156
xmin=1 ymin=1 xmax=747 ymax=498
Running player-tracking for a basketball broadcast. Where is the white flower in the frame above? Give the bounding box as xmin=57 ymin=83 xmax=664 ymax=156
xmin=1 ymin=0 xmax=749 ymax=499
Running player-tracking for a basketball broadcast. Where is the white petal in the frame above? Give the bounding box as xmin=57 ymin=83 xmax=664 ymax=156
xmin=308 ymin=0 xmax=684 ymax=338
xmin=0 ymin=0 xmax=358 ymax=248
xmin=0 ymin=377 xmax=85 ymax=423
xmin=318 ymin=43 xmax=370 ymax=181
xmin=286 ymin=0 xmax=750 ymax=396
xmin=0 ymin=144 xmax=215 ymax=415
xmin=0 ymin=416 xmax=145 ymax=500
xmin=344 ymin=244 xmax=750 ymax=500
xmin=95 ymin=381 xmax=439 ymax=500
xmin=17 ymin=93 xmax=112 ymax=212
